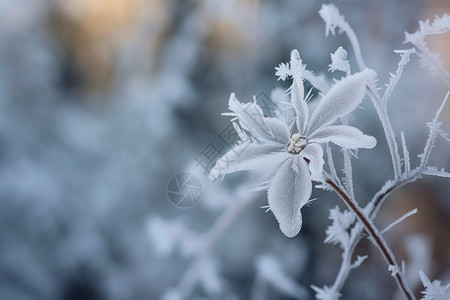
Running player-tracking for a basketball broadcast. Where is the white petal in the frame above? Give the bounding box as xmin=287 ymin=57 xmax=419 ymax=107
xmin=228 ymin=93 xmax=289 ymax=144
xmin=290 ymin=50 xmax=304 ymax=101
xmin=289 ymin=50 xmax=309 ymax=134
xmin=307 ymin=68 xmax=376 ymax=134
xmin=209 ymin=142 xmax=288 ymax=181
xmin=268 ymin=156 xmax=312 ymax=238
xmin=308 ymin=125 xmax=377 ymax=149
xmin=301 ymin=144 xmax=324 ymax=182
xmin=265 ymin=118 xmax=290 ymax=144
xmin=292 ymin=84 xmax=309 ymax=135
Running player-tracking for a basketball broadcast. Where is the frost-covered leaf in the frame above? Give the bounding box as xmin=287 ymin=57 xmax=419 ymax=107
xmin=309 ymin=125 xmax=376 ymax=149
xmin=419 ymin=271 xmax=450 ymax=300
xmin=292 ymin=83 xmax=309 ymax=135
xmin=268 ymin=157 xmax=312 ymax=238
xmin=232 ymin=121 xmax=249 ymax=143
xmin=329 ymin=47 xmax=351 ymax=75
xmin=301 ymin=143 xmax=324 ymax=182
xmin=209 ymin=142 xmax=289 ymax=181
xmin=289 ymin=50 xmax=310 ymax=134
xmin=265 ymin=117 xmax=292 ymax=143
xmin=307 ymin=69 xmax=377 ymax=134
xmin=226 ymin=93 xmax=289 ymax=144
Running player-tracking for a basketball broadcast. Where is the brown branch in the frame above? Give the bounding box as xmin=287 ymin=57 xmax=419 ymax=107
xmin=326 ymin=178 xmax=415 ymax=300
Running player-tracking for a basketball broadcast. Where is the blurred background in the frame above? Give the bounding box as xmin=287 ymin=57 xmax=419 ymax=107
xmin=0 ymin=0 xmax=449 ymax=299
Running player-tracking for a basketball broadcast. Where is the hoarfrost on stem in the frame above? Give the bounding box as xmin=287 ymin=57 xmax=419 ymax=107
xmin=316 ymin=4 xmax=450 ymax=299
xmin=405 ymin=14 xmax=450 ymax=85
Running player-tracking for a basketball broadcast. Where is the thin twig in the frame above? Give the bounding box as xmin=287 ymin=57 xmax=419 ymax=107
xmin=367 ymin=86 xmax=402 ymax=179
xmin=380 ymin=208 xmax=418 ymax=235
xmin=415 ymin=44 xmax=450 ymax=86
xmin=338 ymin=20 xmax=366 ymax=71
xmin=336 ymin=7 xmax=402 ymax=179
xmin=326 ymin=177 xmax=415 ymax=300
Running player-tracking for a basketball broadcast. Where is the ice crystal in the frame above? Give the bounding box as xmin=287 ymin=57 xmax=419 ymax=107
xmin=329 ymin=47 xmax=351 ymax=75
xmin=311 ymin=285 xmax=342 ymax=300
xmin=419 ymin=271 xmax=450 ymax=300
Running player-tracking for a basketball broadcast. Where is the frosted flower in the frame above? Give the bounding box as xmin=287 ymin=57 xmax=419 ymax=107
xmin=209 ymin=50 xmax=377 ymax=238
xmin=318 ymin=3 xmax=345 ymax=37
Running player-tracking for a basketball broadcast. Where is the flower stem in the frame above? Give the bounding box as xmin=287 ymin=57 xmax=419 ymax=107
xmin=340 ymin=14 xmax=402 ymax=179
xmin=367 ymin=87 xmax=402 ymax=179
xmin=325 ymin=178 xmax=415 ymax=300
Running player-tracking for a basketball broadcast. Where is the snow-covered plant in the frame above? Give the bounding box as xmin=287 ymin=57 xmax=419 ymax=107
xmin=163 ymin=3 xmax=450 ymax=300
xmin=209 ymin=53 xmax=376 ymax=237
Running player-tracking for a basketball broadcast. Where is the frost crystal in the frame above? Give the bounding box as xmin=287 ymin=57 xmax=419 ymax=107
xmin=405 ymin=14 xmax=450 ymax=85
xmin=275 ymin=62 xmax=292 ymax=81
xmin=324 ymin=206 xmax=355 ymax=249
xmin=311 ymin=285 xmax=342 ymax=300
xmin=329 ymin=47 xmax=351 ymax=75
xmin=419 ymin=271 xmax=450 ymax=300
xmin=389 ymin=265 xmax=399 ymax=276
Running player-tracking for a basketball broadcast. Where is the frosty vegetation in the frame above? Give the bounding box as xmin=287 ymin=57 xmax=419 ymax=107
xmin=157 ymin=3 xmax=450 ymax=300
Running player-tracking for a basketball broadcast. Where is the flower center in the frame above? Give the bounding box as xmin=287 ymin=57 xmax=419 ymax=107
xmin=287 ymin=133 xmax=308 ymax=154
